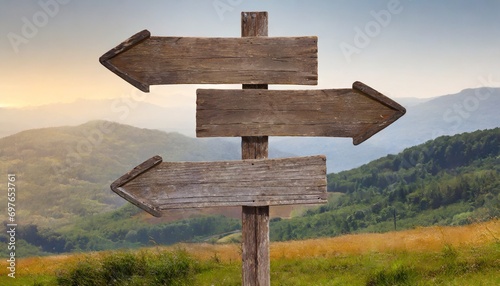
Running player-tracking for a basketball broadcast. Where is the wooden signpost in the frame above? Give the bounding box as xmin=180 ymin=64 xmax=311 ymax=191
xmin=100 ymin=11 xmax=405 ymax=286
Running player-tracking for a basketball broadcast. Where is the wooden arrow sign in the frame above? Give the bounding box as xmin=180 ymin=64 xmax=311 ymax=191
xmin=99 ymin=30 xmax=318 ymax=92
xmin=110 ymin=155 xmax=327 ymax=217
xmin=196 ymin=81 xmax=406 ymax=145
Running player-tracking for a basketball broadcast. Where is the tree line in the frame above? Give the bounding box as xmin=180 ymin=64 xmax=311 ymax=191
xmin=271 ymin=128 xmax=500 ymax=240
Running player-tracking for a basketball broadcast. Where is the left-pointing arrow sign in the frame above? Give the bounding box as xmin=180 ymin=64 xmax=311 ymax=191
xmin=99 ymin=30 xmax=318 ymax=92
xmin=110 ymin=155 xmax=327 ymax=217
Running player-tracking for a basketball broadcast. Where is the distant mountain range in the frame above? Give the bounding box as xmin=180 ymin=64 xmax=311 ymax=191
xmin=271 ymin=87 xmax=500 ymax=171
xmin=0 ymin=96 xmax=428 ymax=139
xmin=0 ymin=98 xmax=196 ymax=138
xmin=0 ymin=87 xmax=498 ymax=174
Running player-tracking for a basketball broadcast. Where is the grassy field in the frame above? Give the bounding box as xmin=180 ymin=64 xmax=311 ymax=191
xmin=1 ymin=219 xmax=499 ymax=285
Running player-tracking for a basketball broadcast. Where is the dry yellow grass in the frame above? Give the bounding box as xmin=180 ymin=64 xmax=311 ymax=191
xmin=1 ymin=251 xmax=109 ymax=277
xmin=179 ymin=219 xmax=500 ymax=262
xmin=1 ymin=219 xmax=498 ymax=276
xmin=271 ymin=219 xmax=499 ymax=260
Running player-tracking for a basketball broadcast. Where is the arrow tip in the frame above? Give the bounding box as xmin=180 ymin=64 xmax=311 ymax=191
xmin=352 ymin=81 xmax=406 ymax=145
xmin=110 ymin=155 xmax=163 ymax=217
xmin=352 ymin=81 xmax=406 ymax=114
xmin=99 ymin=30 xmax=152 ymax=92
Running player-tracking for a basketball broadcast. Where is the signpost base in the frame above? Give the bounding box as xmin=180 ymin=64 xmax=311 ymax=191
xmin=242 ymin=206 xmax=270 ymax=286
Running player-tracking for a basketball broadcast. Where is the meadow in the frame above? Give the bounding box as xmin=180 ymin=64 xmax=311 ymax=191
xmin=1 ymin=219 xmax=499 ymax=285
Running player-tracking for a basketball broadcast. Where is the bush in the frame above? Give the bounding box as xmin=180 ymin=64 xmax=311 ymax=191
xmin=56 ymin=249 xmax=199 ymax=286
xmin=102 ymin=252 xmax=141 ymax=285
xmin=366 ymin=263 xmax=416 ymax=286
xmin=145 ymin=250 xmax=196 ymax=285
xmin=56 ymin=259 xmax=104 ymax=286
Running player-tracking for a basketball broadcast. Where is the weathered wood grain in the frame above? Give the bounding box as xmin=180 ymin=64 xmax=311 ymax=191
xmin=241 ymin=12 xmax=270 ymax=286
xmin=196 ymin=81 xmax=406 ymax=145
xmin=242 ymin=205 xmax=268 ymax=286
xmin=110 ymin=155 xmax=327 ymax=217
xmin=99 ymin=29 xmax=318 ymax=92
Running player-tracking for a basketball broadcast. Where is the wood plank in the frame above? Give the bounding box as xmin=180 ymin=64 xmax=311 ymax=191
xmin=110 ymin=155 xmax=327 ymax=216
xmin=100 ymin=30 xmax=318 ymax=92
xmin=196 ymin=82 xmax=406 ymax=145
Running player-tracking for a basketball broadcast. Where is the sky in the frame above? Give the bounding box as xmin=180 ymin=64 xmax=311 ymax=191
xmin=1 ymin=0 xmax=500 ymax=109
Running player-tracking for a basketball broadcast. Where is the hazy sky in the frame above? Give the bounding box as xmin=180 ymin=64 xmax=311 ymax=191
xmin=1 ymin=0 xmax=499 ymax=108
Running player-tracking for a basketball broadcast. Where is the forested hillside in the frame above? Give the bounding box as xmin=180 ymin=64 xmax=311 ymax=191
xmin=1 ymin=124 xmax=498 ymax=256
xmin=0 ymin=121 xmax=244 ymax=256
xmin=271 ymin=128 xmax=500 ymax=240
xmin=0 ymin=120 xmax=240 ymax=227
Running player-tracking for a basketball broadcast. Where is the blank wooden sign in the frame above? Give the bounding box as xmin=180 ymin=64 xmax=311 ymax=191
xmin=197 ymin=81 xmax=406 ymax=145
xmin=111 ymin=155 xmax=327 ymax=217
xmin=100 ymin=30 xmax=318 ymax=92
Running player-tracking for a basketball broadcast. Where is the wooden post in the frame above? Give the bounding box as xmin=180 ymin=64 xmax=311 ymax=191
xmin=241 ymin=12 xmax=270 ymax=286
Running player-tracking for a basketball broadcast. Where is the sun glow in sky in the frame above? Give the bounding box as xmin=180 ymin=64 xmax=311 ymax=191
xmin=1 ymin=0 xmax=500 ymax=108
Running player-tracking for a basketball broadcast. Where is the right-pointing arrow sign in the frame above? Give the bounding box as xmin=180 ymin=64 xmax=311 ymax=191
xmin=197 ymin=81 xmax=406 ymax=145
